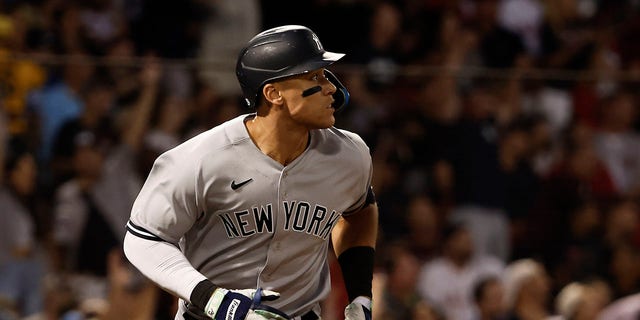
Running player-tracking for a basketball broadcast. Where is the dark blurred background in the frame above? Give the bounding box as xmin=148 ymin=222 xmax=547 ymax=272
xmin=1 ymin=0 xmax=640 ymax=319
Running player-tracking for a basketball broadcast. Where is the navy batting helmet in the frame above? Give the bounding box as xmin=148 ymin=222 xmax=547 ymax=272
xmin=235 ymin=25 xmax=349 ymax=110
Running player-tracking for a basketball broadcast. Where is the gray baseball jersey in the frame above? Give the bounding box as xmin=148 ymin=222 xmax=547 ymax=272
xmin=127 ymin=113 xmax=373 ymax=317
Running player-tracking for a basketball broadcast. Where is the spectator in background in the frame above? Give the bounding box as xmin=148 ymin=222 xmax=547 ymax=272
xmin=180 ymin=80 xmax=244 ymax=145
xmin=498 ymin=0 xmax=545 ymax=58
xmin=426 ymin=159 xmax=456 ymax=217
xmin=139 ymin=91 xmax=192 ymax=176
xmin=77 ymin=0 xmax=128 ymax=56
xmin=555 ymin=281 xmax=609 ymax=320
xmin=471 ymin=0 xmax=529 ymax=70
xmin=99 ymin=249 xmax=163 ymax=320
xmin=0 ymin=3 xmax=48 ymax=137
xmin=26 ymin=50 xmax=94 ymax=171
xmin=547 ymin=199 xmax=604 ymax=292
xmin=602 ymin=241 xmax=640 ymax=301
xmin=390 ymin=8 xmax=475 ymax=218
xmin=34 ymin=241 xmax=167 ymax=320
xmin=51 ymin=129 xmax=131 ymax=315
xmin=336 ymin=0 xmax=404 ymax=168
xmin=567 ymin=16 xmax=620 ymax=129
xmin=506 ymin=114 xmax=555 ymax=260
xmin=0 ymin=137 xmax=45 ymax=319
xmin=50 ymin=76 xmax=118 ymax=189
xmin=571 ymin=197 xmax=640 ymax=302
xmin=524 ymin=112 xmax=556 ymax=177
xmin=343 ymin=1 xmax=404 ymax=91
xmin=503 ymin=258 xmax=556 ymax=320
xmin=537 ymin=0 xmax=598 ymax=79
xmin=526 ymin=121 xmax=616 ymax=263
xmin=368 ymin=136 xmax=410 ymax=243
xmin=418 ymin=222 xmax=504 ymax=320
xmin=522 ymin=0 xmax=604 ymax=139
xmin=412 ymin=9 xmax=470 ymax=126
xmin=404 ymin=195 xmax=443 ymax=264
xmin=592 ymin=89 xmax=640 ymax=197
xmin=600 ymin=198 xmax=640 ymax=254
xmin=49 ymin=2 xmax=85 ymax=54
xmin=373 ymin=241 xmax=441 ymax=320
xmin=50 ymin=59 xmax=160 ymax=316
xmin=471 ymin=276 xmax=507 ymax=320
xmin=449 ymin=79 xmax=513 ymax=262
xmin=498 ymin=116 xmax=541 ymax=249
xmin=196 ymin=0 xmax=261 ymax=97
xmin=103 ymin=36 xmax=146 ymax=104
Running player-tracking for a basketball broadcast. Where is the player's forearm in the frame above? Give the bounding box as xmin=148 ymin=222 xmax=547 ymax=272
xmin=332 ymin=203 xmax=378 ymax=255
xmin=332 ymin=204 xmax=378 ymax=304
xmin=123 ymin=231 xmax=207 ymax=302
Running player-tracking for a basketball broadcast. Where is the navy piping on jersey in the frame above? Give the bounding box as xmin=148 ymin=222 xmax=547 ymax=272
xmin=343 ymin=186 xmax=376 ymax=215
xmin=126 ymin=220 xmax=164 ymax=242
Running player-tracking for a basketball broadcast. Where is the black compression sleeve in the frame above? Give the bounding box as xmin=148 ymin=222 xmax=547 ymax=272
xmin=338 ymin=246 xmax=375 ymax=301
xmin=190 ymin=280 xmax=216 ymax=310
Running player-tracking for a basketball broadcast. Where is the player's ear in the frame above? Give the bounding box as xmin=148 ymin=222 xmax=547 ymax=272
xmin=262 ymin=83 xmax=283 ymax=106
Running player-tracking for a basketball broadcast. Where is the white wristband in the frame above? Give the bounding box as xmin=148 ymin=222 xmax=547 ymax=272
xmin=205 ymin=288 xmax=229 ymax=318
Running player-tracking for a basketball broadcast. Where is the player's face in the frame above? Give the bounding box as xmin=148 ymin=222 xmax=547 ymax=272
xmin=276 ymin=68 xmax=337 ymax=129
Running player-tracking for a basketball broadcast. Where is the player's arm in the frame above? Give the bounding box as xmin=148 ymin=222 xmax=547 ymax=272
xmin=332 ymin=198 xmax=378 ymax=253
xmin=332 ymin=187 xmax=378 ymax=320
xmin=123 ymin=230 xmax=206 ymax=301
xmin=124 ymin=229 xmax=287 ymax=320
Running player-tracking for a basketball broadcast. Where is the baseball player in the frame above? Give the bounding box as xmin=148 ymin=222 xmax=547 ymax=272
xmin=123 ymin=25 xmax=378 ymax=320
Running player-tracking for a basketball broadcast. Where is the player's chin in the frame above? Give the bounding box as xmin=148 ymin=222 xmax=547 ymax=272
xmin=311 ymin=114 xmax=335 ymax=129
xmin=322 ymin=113 xmax=336 ymax=128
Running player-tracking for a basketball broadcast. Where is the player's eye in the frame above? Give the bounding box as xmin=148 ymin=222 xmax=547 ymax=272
xmin=311 ymin=72 xmax=327 ymax=82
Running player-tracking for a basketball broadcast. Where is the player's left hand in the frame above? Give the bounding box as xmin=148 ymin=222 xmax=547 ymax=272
xmin=204 ymin=287 xmax=282 ymax=320
xmin=344 ymin=296 xmax=372 ymax=320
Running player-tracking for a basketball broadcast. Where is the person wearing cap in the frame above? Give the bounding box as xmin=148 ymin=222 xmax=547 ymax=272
xmin=123 ymin=25 xmax=378 ymax=320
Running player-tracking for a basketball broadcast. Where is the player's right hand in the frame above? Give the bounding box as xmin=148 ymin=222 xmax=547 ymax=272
xmin=204 ymin=287 xmax=280 ymax=320
xmin=344 ymin=296 xmax=372 ymax=320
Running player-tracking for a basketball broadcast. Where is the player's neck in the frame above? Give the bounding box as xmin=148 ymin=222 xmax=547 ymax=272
xmin=246 ymin=115 xmax=310 ymax=166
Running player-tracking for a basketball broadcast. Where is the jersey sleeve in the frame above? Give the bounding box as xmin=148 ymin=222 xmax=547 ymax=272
xmin=127 ymin=148 xmax=204 ymax=244
xmin=123 ymin=231 xmax=207 ymax=302
xmin=341 ymin=130 xmax=374 ymax=216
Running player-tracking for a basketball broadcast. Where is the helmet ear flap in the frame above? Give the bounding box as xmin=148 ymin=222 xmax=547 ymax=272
xmin=326 ymin=70 xmax=349 ymax=112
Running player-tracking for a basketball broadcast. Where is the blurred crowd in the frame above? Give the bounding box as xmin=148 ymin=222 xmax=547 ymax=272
xmin=1 ymin=0 xmax=640 ymax=319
